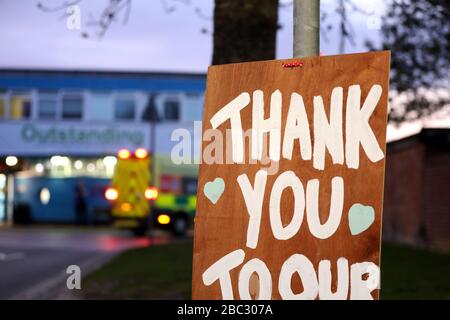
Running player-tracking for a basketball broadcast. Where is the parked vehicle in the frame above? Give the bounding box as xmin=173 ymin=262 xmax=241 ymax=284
xmin=105 ymin=148 xmax=197 ymax=236
xmin=13 ymin=175 xmax=111 ymax=225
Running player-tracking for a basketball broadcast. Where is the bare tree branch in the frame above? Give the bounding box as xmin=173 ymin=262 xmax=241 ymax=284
xmin=37 ymin=0 xmax=210 ymax=39
xmin=37 ymin=0 xmax=82 ymax=12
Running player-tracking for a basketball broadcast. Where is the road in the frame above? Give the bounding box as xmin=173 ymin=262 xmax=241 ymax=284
xmin=0 ymin=226 xmax=171 ymax=299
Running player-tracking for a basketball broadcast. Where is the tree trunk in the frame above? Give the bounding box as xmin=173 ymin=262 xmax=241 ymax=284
xmin=212 ymin=0 xmax=279 ymax=65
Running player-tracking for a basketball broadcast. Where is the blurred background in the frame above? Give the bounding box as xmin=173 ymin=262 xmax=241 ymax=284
xmin=0 ymin=0 xmax=448 ymax=300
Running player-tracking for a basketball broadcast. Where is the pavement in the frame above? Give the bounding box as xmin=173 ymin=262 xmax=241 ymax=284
xmin=0 ymin=225 xmax=171 ymax=300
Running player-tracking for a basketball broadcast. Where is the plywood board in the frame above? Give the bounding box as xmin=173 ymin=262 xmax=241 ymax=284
xmin=192 ymin=51 xmax=390 ymax=300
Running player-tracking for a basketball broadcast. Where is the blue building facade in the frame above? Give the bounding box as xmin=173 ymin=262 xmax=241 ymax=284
xmin=0 ymin=69 xmax=206 ymax=223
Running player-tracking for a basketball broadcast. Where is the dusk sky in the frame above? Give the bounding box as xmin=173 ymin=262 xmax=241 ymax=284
xmin=0 ymin=0 xmax=385 ymax=72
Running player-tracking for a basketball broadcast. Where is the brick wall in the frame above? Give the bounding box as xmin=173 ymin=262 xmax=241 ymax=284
xmin=383 ymin=129 xmax=450 ymax=252
xmin=422 ymin=132 xmax=450 ymax=252
xmin=383 ymin=137 xmax=426 ymax=246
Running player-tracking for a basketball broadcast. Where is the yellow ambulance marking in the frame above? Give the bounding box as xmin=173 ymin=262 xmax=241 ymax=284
xmin=112 ymin=157 xmax=150 ymax=218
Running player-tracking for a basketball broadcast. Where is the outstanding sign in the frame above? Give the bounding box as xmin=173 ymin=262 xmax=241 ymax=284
xmin=0 ymin=121 xmax=151 ymax=156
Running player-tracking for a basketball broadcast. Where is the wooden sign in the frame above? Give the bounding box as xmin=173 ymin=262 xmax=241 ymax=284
xmin=192 ymin=51 xmax=390 ymax=300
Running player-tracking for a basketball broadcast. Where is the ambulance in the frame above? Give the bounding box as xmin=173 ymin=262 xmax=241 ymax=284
xmin=105 ymin=148 xmax=196 ymax=236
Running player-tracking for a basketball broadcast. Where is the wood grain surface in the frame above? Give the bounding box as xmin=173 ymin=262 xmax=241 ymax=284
xmin=192 ymin=51 xmax=390 ymax=300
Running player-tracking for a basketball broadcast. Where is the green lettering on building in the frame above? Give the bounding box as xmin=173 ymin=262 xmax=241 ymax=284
xmin=21 ymin=123 xmax=144 ymax=146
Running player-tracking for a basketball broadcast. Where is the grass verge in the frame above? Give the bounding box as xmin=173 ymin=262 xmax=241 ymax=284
xmin=80 ymin=240 xmax=450 ymax=299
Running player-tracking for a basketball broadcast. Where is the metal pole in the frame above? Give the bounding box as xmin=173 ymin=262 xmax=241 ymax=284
xmin=293 ymin=0 xmax=320 ymax=58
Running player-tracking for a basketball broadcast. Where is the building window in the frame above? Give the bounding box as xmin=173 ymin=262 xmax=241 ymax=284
xmin=38 ymin=97 xmax=57 ymax=119
xmin=9 ymin=91 xmax=31 ymax=120
xmin=62 ymin=94 xmax=83 ymax=120
xmin=184 ymin=94 xmax=204 ymax=121
xmin=164 ymin=99 xmax=180 ymax=121
xmin=114 ymin=98 xmax=135 ymax=120
xmin=87 ymin=92 xmax=113 ymax=121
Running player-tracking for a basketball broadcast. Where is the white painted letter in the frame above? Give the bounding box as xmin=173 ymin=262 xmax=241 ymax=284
xmin=238 ymin=258 xmax=272 ymax=300
xmin=237 ymin=170 xmax=268 ymax=249
xmin=282 ymin=92 xmax=312 ymax=161
xmin=210 ymin=92 xmax=250 ymax=163
xmin=202 ymin=249 xmax=245 ymax=300
xmin=279 ymin=254 xmax=319 ymax=300
xmin=313 ymin=87 xmax=344 ymax=170
xmin=306 ymin=176 xmax=344 ymax=239
xmin=251 ymin=90 xmax=282 ymax=161
xmin=346 ymin=84 xmax=385 ymax=169
xmin=318 ymin=258 xmax=349 ymax=300
xmin=269 ymin=171 xmax=305 ymax=240
xmin=350 ymin=261 xmax=380 ymax=300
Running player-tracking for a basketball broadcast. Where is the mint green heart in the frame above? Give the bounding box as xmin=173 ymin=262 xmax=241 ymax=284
xmin=203 ymin=177 xmax=225 ymax=204
xmin=348 ymin=203 xmax=375 ymax=235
